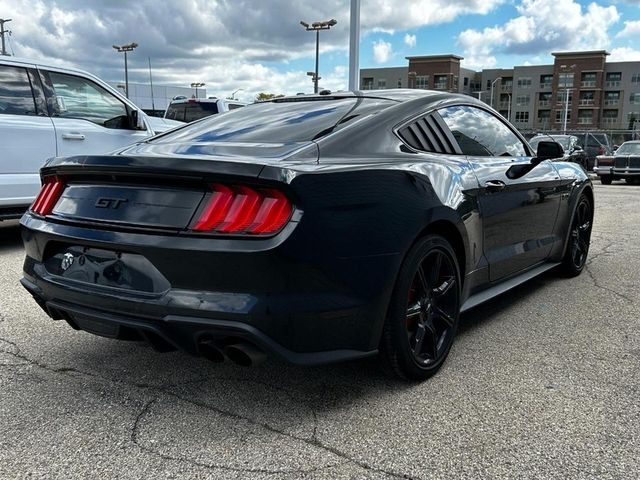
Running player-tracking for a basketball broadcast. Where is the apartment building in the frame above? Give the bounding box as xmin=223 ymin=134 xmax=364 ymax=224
xmin=360 ymin=51 xmax=640 ymax=133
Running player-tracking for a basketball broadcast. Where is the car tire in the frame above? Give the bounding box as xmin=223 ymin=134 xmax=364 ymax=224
xmin=600 ymin=175 xmax=612 ymax=185
xmin=380 ymin=234 xmax=461 ymax=381
xmin=559 ymin=194 xmax=592 ymax=277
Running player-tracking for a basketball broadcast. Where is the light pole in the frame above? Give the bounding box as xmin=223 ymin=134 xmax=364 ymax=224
xmin=348 ymin=0 xmax=360 ymax=91
xmin=190 ymin=82 xmax=205 ymax=99
xmin=112 ymin=42 xmax=138 ymax=98
xmin=300 ymin=19 xmax=337 ymax=94
xmin=0 ymin=18 xmax=11 ymax=56
xmin=228 ymin=88 xmax=243 ymax=100
xmin=506 ymin=93 xmax=512 ymax=122
xmin=490 ymin=77 xmax=501 ymax=109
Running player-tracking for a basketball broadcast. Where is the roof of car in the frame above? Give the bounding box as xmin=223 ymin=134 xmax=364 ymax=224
xmin=0 ymin=55 xmax=95 ymax=77
xmin=272 ymin=89 xmax=482 ymax=105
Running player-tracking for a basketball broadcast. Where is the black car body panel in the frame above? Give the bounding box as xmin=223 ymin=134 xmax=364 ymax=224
xmin=20 ymin=90 xmax=592 ymax=365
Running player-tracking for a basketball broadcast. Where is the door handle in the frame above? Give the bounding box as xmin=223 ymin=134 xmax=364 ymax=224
xmin=62 ymin=133 xmax=85 ymax=141
xmin=485 ymin=180 xmax=506 ymax=192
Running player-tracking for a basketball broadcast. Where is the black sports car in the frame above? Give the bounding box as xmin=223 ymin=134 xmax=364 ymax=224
xmin=20 ymin=90 xmax=593 ymax=380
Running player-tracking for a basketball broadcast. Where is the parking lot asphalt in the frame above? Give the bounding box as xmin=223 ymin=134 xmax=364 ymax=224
xmin=0 ymin=183 xmax=638 ymax=480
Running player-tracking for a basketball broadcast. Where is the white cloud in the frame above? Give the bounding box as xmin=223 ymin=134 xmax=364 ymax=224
xmin=617 ymin=20 xmax=640 ymax=38
xmin=608 ymin=47 xmax=640 ymax=62
xmin=404 ymin=34 xmax=417 ymax=48
xmin=373 ymin=40 xmax=393 ymax=64
xmin=458 ymin=0 xmax=620 ymax=69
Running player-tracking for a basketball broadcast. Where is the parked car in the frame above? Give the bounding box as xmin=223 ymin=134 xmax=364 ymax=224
xmin=579 ymin=132 xmax=614 ymax=171
xmin=0 ymin=56 xmax=183 ymax=220
xmin=164 ymin=97 xmax=246 ymax=123
xmin=528 ymin=134 xmax=587 ymax=169
xmin=594 ymin=140 xmax=640 ymax=184
xmin=20 ymin=90 xmax=593 ymax=381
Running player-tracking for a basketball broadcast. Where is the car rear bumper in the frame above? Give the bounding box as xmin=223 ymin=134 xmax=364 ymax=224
xmin=20 ymin=214 xmax=397 ymax=365
xmin=593 ymin=166 xmax=612 ymax=176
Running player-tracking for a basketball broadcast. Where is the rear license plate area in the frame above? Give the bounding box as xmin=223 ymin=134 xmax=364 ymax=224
xmin=44 ymin=245 xmax=170 ymax=294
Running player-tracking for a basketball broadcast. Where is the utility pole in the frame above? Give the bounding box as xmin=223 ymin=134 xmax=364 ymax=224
xmin=148 ymin=57 xmax=155 ymax=112
xmin=300 ymin=19 xmax=337 ymax=94
xmin=348 ymin=0 xmax=360 ymax=91
xmin=490 ymin=77 xmax=501 ymax=109
xmin=0 ymin=18 xmax=12 ymax=56
xmin=112 ymin=42 xmax=138 ymax=99
xmin=562 ymin=88 xmax=570 ymax=134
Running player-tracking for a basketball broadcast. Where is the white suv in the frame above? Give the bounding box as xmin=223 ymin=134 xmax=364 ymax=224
xmin=164 ymin=97 xmax=246 ymax=123
xmin=0 ymin=57 xmax=184 ymax=219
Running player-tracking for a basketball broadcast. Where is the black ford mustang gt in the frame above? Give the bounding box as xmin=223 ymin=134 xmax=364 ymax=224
xmin=20 ymin=90 xmax=593 ymax=380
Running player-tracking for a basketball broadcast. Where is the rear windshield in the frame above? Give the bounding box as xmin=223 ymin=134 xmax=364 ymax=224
xmin=152 ymin=97 xmax=395 ymax=145
xmin=165 ymin=102 xmax=219 ymax=122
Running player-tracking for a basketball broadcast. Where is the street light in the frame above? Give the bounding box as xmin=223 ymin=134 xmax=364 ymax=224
xmin=228 ymin=88 xmax=243 ymax=100
xmin=112 ymin=42 xmax=138 ymax=99
xmin=190 ymin=82 xmax=205 ymax=99
xmin=300 ymin=18 xmax=337 ymax=94
xmin=490 ymin=77 xmax=501 ymax=109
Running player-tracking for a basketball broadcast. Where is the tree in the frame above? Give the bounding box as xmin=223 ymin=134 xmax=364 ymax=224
xmin=255 ymin=92 xmax=284 ymax=102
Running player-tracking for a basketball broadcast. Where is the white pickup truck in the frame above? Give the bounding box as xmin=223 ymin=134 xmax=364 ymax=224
xmin=0 ymin=56 xmax=183 ymax=219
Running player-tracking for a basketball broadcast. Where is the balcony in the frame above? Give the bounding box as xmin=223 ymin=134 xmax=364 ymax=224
xmin=538 ymin=100 xmax=550 ymax=107
xmin=539 ymin=82 xmax=552 ymax=90
xmin=604 ymin=99 xmax=619 ymax=106
xmin=605 ymin=80 xmax=620 ymax=88
xmin=501 ymin=84 xmax=513 ymax=92
xmin=578 ymin=117 xmax=593 ymax=125
xmin=580 ymin=80 xmax=596 ymax=88
xmin=578 ymin=99 xmax=595 ymax=106
xmin=602 ymin=117 xmax=618 ymax=126
xmin=498 ymin=101 xmax=510 ymax=109
xmin=434 ymin=82 xmax=448 ymax=90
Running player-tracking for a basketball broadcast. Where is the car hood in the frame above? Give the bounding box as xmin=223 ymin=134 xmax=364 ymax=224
xmin=146 ymin=116 xmax=184 ymax=134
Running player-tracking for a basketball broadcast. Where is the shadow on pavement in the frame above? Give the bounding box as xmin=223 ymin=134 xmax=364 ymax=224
xmin=0 ymin=221 xmax=23 ymax=253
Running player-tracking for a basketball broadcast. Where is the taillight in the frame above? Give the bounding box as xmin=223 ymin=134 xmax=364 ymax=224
xmin=597 ymin=157 xmax=614 ymax=166
xmin=31 ymin=177 xmax=65 ymax=216
xmin=192 ymin=183 xmax=292 ymax=235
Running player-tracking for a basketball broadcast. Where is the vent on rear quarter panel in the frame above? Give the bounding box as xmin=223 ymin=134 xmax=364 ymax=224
xmin=397 ymin=113 xmax=462 ymax=155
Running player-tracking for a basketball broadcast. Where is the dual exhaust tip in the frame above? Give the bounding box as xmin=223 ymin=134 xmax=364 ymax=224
xmin=198 ymin=339 xmax=266 ymax=367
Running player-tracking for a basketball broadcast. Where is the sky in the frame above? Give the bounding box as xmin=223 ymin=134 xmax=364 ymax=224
xmin=2 ymin=0 xmax=640 ymax=102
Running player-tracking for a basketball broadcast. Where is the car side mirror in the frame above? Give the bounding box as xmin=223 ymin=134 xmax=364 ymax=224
xmin=535 ymin=141 xmax=564 ymax=161
xmin=129 ymin=109 xmax=146 ymax=130
xmin=573 ymin=144 xmax=583 ymax=151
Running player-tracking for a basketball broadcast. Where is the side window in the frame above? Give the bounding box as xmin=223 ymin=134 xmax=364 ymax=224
xmin=228 ymin=103 xmax=244 ymax=110
xmin=439 ymin=105 xmax=527 ymax=157
xmin=0 ymin=65 xmax=37 ymax=116
xmin=46 ymin=71 xmax=130 ymax=129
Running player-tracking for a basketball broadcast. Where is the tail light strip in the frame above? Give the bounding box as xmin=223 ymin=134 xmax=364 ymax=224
xmin=192 ymin=183 xmax=292 ymax=235
xmin=31 ymin=177 xmax=65 ymax=216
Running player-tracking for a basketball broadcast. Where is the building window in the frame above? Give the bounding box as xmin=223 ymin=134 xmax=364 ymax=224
xmin=555 ymin=110 xmax=571 ymax=123
xmin=397 ymin=78 xmax=402 ymax=88
xmin=362 ymin=77 xmax=374 ymax=90
xmin=516 ymin=77 xmax=532 ymax=88
xmin=540 ymin=74 xmax=553 ymax=88
xmin=630 ymin=93 xmax=640 ymax=105
xmin=578 ymin=110 xmax=593 ymax=125
xmin=557 ymin=91 xmax=572 ymax=104
xmin=415 ymin=75 xmax=429 ymax=89
xmin=516 ymin=94 xmax=530 ymax=106
xmin=515 ymin=111 xmax=529 ymax=123
xmin=581 ymin=72 xmax=597 ymax=87
xmin=579 ymin=91 xmax=595 ymax=106
xmin=377 ymin=79 xmax=386 ymax=89
xmin=604 ymin=91 xmax=620 ymax=105
xmin=602 ymin=109 xmax=618 ymax=125
xmin=434 ymin=75 xmax=448 ymax=90
xmin=606 ymin=72 xmax=622 ymax=88
xmin=632 ymin=73 xmax=640 ymax=85
xmin=539 ymin=92 xmax=552 ymax=106
xmin=464 ymin=77 xmax=469 ymax=87
xmin=486 ymin=79 xmax=491 ymax=89
xmin=558 ymin=73 xmax=574 ymax=88
xmin=537 ymin=110 xmax=551 ymax=126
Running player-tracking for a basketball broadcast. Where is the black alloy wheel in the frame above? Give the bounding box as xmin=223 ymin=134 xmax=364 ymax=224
xmin=381 ymin=235 xmax=461 ymax=380
xmin=560 ymin=194 xmax=592 ymax=277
